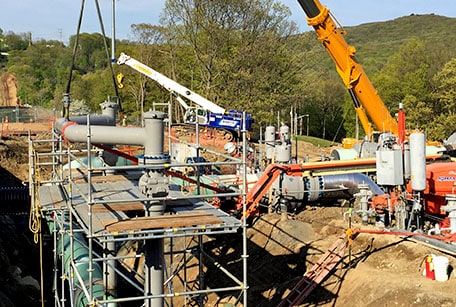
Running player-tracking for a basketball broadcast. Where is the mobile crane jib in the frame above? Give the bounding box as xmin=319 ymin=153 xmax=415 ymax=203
xmin=116 ymin=53 xmax=253 ymax=132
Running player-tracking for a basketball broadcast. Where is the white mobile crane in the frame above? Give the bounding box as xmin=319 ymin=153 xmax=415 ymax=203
xmin=116 ymin=52 xmax=253 ymax=132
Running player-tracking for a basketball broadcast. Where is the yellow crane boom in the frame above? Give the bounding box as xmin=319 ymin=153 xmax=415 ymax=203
xmin=297 ymin=0 xmax=398 ymax=139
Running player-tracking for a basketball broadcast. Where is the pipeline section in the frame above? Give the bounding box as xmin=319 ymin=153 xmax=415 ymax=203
xmin=270 ymin=172 xmax=384 ymax=210
xmin=45 ymin=213 xmax=107 ymax=306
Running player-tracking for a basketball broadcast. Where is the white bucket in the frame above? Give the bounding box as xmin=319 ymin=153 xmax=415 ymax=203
xmin=433 ymin=255 xmax=449 ymax=282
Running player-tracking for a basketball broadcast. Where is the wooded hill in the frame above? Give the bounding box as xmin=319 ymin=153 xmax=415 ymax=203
xmin=1 ymin=3 xmax=456 ymax=142
xmin=302 ymin=13 xmax=456 ymax=76
xmin=291 ymin=13 xmax=456 ymax=141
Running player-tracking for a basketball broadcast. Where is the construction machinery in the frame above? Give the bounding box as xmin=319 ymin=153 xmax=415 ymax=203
xmin=293 ymin=0 xmax=456 ymax=225
xmin=297 ymin=0 xmax=398 ymax=146
xmin=116 ymin=52 xmax=253 ymax=133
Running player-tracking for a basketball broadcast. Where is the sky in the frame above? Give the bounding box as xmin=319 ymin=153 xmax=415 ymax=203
xmin=1 ymin=0 xmax=456 ymax=45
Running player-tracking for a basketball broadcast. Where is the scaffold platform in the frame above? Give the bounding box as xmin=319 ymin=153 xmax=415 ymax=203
xmin=39 ymin=173 xmax=242 ymax=239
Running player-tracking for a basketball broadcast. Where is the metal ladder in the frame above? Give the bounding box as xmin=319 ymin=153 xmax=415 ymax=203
xmin=278 ymin=233 xmax=352 ymax=307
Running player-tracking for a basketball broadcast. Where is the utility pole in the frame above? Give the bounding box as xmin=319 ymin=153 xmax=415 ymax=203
xmin=111 ymin=0 xmax=116 ymax=61
xmin=298 ymin=114 xmax=309 ymax=136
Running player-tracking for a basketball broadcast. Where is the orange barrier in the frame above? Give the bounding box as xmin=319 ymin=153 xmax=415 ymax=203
xmin=1 ymin=116 xmax=54 ymax=136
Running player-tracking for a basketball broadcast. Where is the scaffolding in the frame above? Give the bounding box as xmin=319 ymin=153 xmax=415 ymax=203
xmin=28 ymin=113 xmax=249 ymax=306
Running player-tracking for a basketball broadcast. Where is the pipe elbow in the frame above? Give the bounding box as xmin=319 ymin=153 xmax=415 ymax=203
xmin=61 ymin=121 xmax=78 ymax=143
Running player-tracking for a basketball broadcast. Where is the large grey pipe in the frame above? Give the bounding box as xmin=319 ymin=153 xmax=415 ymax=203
xmin=312 ymin=173 xmax=385 ymax=200
xmin=56 ymin=111 xmax=165 ymax=157
xmin=272 ymin=172 xmax=384 ymax=204
xmin=59 ymin=123 xmax=146 ymax=145
xmin=64 ymin=100 xmax=118 ymax=126
xmin=45 ymin=213 xmax=108 ymax=306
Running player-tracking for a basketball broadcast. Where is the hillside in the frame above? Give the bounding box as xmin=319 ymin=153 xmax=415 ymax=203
xmin=294 ymin=14 xmax=456 ymax=76
xmin=2 ymin=13 xmax=456 ymax=142
xmin=345 ymin=14 xmax=456 ymax=74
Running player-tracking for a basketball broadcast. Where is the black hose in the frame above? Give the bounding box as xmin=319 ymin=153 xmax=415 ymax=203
xmin=65 ymin=0 xmax=123 ymax=119
xmin=94 ymin=0 xmax=122 ymax=113
xmin=65 ymin=0 xmax=85 ymax=96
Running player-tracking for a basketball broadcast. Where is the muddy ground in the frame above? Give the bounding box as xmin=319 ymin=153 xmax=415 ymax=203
xmin=1 ymin=133 xmax=456 ymax=306
xmin=242 ymin=210 xmax=456 ymax=306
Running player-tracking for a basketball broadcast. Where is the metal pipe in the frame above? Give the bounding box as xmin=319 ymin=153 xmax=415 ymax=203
xmin=316 ymin=173 xmax=384 ymax=198
xmin=86 ymin=114 xmax=94 ymax=303
xmin=45 ymin=213 xmax=106 ymax=306
xmin=104 ymin=240 xmax=117 ymax=307
xmin=355 ymin=183 xmax=373 ymax=224
xmin=62 ymin=124 xmax=147 ymax=146
xmin=144 ymin=237 xmax=164 ymax=307
xmin=270 ymin=172 xmax=384 ymax=212
xmin=111 ymin=0 xmax=116 ymax=61
xmin=55 ymin=100 xmax=118 ymax=131
xmin=241 ymin=112 xmax=249 ymax=306
xmin=57 ymin=111 xmax=167 ymax=159
xmin=140 ymin=111 xmax=168 ymax=307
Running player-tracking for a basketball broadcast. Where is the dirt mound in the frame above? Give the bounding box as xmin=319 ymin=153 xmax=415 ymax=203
xmin=250 ymin=208 xmax=456 ymax=307
xmin=206 ymin=206 xmax=455 ymax=306
xmin=0 ymin=136 xmax=29 ymax=184
xmin=0 ymin=73 xmax=20 ymax=107
xmin=335 ymin=234 xmax=456 ymax=307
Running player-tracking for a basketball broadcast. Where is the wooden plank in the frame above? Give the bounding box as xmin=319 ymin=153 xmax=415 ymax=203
xmin=39 ymin=185 xmax=67 ymax=209
xmin=74 ymin=205 xmax=112 ymax=233
xmin=92 ymin=202 xmax=144 ymax=213
xmin=104 ymin=211 xmax=222 ymax=232
xmin=39 ymin=186 xmax=54 ymax=208
xmin=72 ymin=174 xmax=129 ymax=183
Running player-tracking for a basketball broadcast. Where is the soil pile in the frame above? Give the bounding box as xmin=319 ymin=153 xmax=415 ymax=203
xmin=0 ymin=73 xmax=20 ymax=107
xmin=244 ymin=209 xmax=456 ymax=306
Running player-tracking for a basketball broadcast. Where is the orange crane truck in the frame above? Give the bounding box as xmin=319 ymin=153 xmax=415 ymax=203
xmin=297 ymin=0 xmax=398 ymax=144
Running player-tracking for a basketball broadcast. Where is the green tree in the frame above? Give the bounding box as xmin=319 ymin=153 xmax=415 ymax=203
xmin=364 ymin=38 xmax=453 ymax=141
xmin=432 ymin=57 xmax=456 ymax=116
xmin=426 ymin=58 xmax=456 ymax=140
xmin=290 ymin=31 xmax=351 ymax=140
xmin=68 ymin=33 xmax=111 ymax=74
xmin=0 ymin=29 xmax=6 ymax=68
xmin=6 ymin=40 xmax=70 ymax=107
xmin=401 ymin=95 xmax=433 ymax=131
xmin=3 ymin=31 xmax=29 ymax=51
xmin=70 ymin=69 xmax=114 ymax=111
xmin=373 ymin=38 xmax=435 ymax=113
xmin=160 ymin=0 xmax=299 ymax=127
xmin=341 ymin=96 xmax=358 ymax=138
xmin=302 ymin=77 xmax=345 ymax=140
xmin=116 ymin=24 xmax=173 ymax=125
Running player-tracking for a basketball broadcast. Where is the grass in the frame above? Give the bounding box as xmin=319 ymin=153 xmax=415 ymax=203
xmin=294 ymin=135 xmax=336 ymax=148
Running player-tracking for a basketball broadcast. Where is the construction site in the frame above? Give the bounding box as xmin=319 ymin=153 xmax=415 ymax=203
xmin=2 ymin=0 xmax=456 ymax=306
xmin=2 ymin=104 xmax=456 ymax=306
